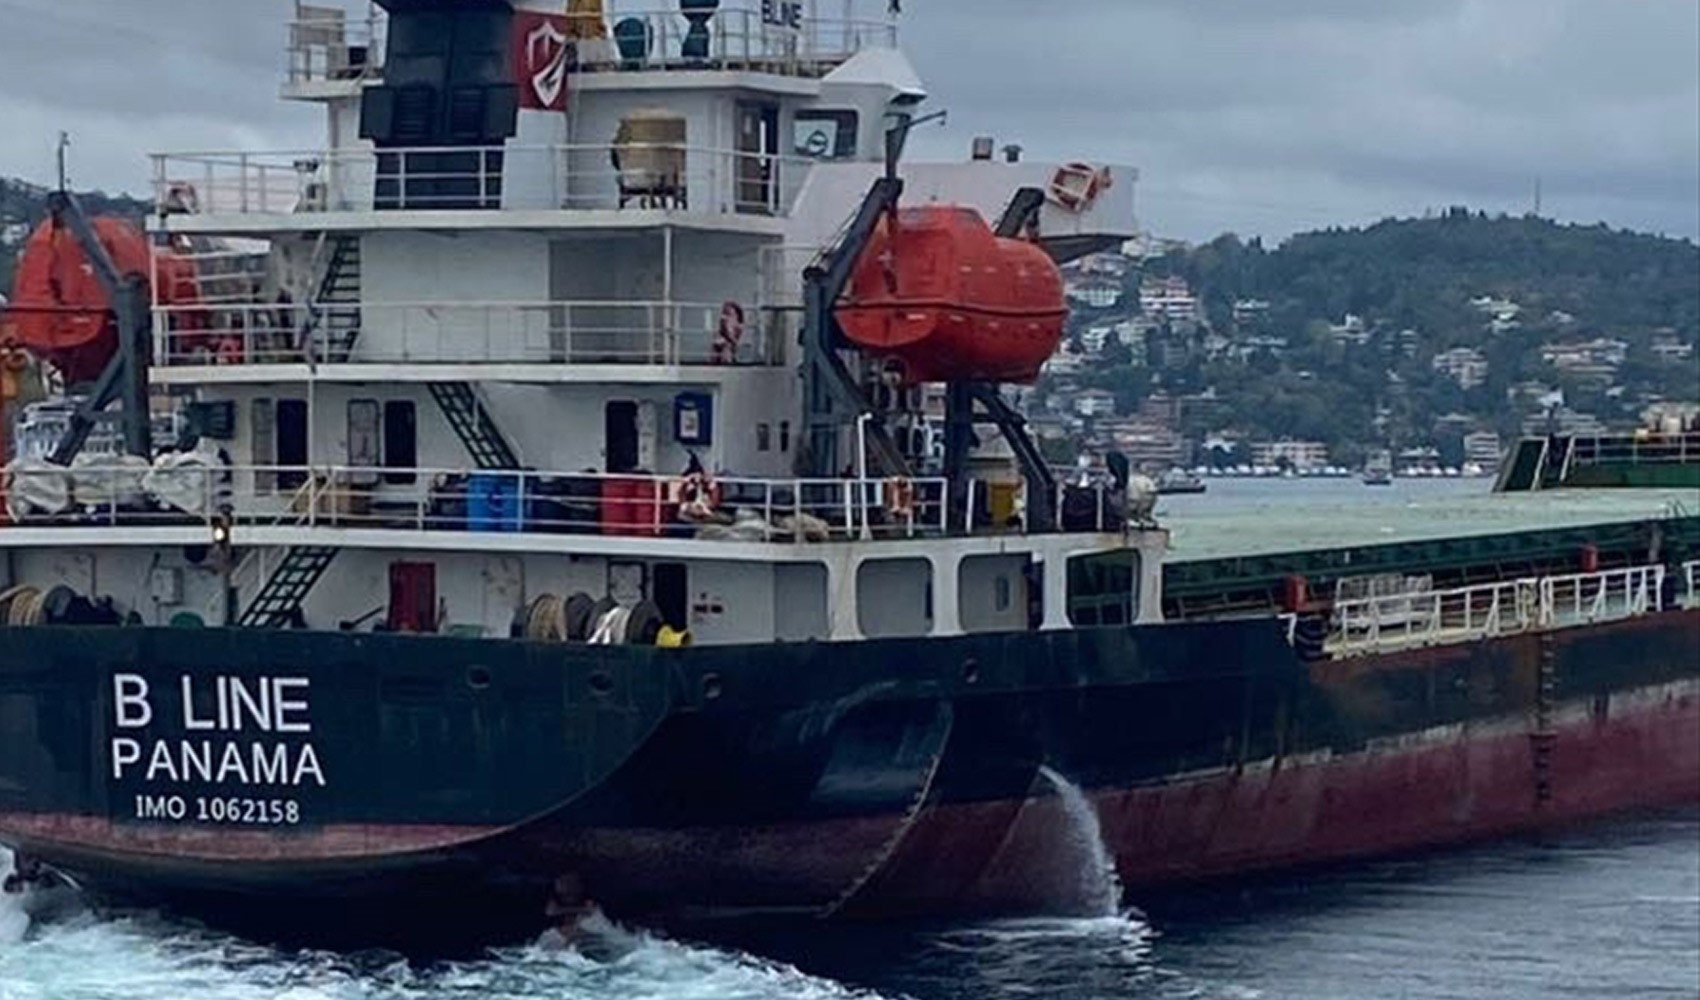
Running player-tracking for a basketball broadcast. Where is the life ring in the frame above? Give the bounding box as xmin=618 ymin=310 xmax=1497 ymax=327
xmin=884 ymin=477 xmax=916 ymax=520
xmin=714 ymin=301 xmax=745 ymax=364
xmin=215 ymin=336 xmax=244 ymax=365
xmin=1048 ymin=162 xmax=1111 ymax=213
xmin=678 ymin=471 xmax=723 ymax=522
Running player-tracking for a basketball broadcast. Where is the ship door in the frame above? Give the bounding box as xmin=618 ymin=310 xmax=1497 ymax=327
xmin=387 ymin=561 xmax=437 ymax=634
xmin=276 ymin=398 xmax=309 ymax=490
xmin=735 ymin=102 xmax=779 ymax=214
xmin=605 ymin=399 xmax=658 ymax=473
xmin=654 ymin=562 xmax=688 ymax=631
xmin=605 ymin=400 xmax=639 ymax=473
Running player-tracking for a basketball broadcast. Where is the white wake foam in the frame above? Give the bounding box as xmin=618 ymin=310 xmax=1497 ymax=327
xmin=0 ymin=879 xmax=893 ymax=1000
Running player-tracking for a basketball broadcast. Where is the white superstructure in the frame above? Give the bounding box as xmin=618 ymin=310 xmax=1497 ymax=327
xmin=2 ymin=0 xmax=1160 ymax=647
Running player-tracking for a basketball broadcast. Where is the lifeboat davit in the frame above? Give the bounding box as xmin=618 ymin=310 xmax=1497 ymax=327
xmin=835 ymin=206 xmax=1065 ymax=385
xmin=6 ymin=216 xmax=199 ymax=383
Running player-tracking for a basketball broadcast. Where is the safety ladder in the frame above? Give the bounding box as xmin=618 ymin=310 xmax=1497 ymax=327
xmin=238 ymin=546 xmax=341 ymax=628
xmin=1530 ymin=632 xmax=1558 ymax=804
xmin=427 ymin=382 xmax=521 ymax=469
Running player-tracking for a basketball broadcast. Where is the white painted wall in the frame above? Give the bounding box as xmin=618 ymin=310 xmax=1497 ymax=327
xmin=359 ymin=231 xmax=552 ymax=362
xmin=507 ymin=107 xmax=572 ymax=208
xmin=11 ymin=544 xmax=783 ymax=643
xmin=714 ymin=369 xmax=798 ymax=477
xmin=685 ymin=560 xmax=773 ymax=644
xmin=14 ymin=547 xmax=228 ymax=628
xmin=857 ymin=556 xmax=931 ymax=638
xmin=545 ymin=228 xmax=778 ymax=365
xmin=959 ymin=553 xmax=1028 ymax=634
xmin=774 ymin=562 xmax=829 ymax=641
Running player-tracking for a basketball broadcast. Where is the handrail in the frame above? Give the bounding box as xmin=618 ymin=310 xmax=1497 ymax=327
xmin=286 ymin=3 xmax=384 ymax=85
xmin=151 ymin=299 xmax=778 ymax=368
xmin=1566 ymin=432 xmax=1700 ymax=468
xmin=2 ymin=462 xmax=963 ymax=543
xmin=150 ymin=143 xmax=818 ymax=217
xmin=4 ymin=460 xmax=1138 ymax=542
xmin=571 ymin=6 xmax=897 ymax=76
xmin=279 ymin=2 xmax=894 ymax=84
xmin=1329 ymin=564 xmax=1668 ymax=655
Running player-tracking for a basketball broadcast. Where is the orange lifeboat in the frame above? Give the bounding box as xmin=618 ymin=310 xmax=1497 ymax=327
xmin=7 ymin=216 xmax=198 ymax=382
xmin=835 ymin=206 xmax=1065 ymax=385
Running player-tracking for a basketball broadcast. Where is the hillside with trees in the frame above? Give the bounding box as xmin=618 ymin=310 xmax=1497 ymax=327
xmin=1049 ymin=210 xmax=1700 ymax=468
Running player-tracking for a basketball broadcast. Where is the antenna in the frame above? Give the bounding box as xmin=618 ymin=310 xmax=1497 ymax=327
xmin=56 ymin=131 xmax=71 ymax=192
xmin=1533 ymin=177 xmax=1542 ymax=217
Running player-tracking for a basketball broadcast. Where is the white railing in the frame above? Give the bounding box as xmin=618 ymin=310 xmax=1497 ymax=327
xmin=3 ymin=463 xmax=956 ymax=542
xmin=580 ymin=5 xmax=897 ymax=75
xmin=287 ymin=3 xmax=383 ymax=85
xmin=151 ymin=144 xmax=813 ymax=218
xmin=4 ymin=462 xmax=1138 ymax=542
xmin=1540 ymin=566 xmax=1665 ymax=625
xmin=1684 ymin=560 xmax=1700 ymax=609
xmin=1330 ymin=565 xmax=1668 ymax=655
xmin=151 ymin=299 xmax=778 ymax=368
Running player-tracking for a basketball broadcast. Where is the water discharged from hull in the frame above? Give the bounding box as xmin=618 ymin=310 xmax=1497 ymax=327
xmin=1 ymin=849 xmax=29 ymax=945
xmin=1037 ymin=766 xmax=1124 ymax=918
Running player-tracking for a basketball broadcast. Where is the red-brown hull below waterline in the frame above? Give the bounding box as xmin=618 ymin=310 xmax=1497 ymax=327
xmin=5 ymin=678 xmax=1695 ymax=930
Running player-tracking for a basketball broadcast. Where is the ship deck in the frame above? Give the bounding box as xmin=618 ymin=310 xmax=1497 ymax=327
xmin=1153 ymin=479 xmax=1699 ymax=619
xmin=1157 ymin=479 xmax=1696 ymax=563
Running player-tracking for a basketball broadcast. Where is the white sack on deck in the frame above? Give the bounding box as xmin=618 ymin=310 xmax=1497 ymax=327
xmin=70 ymin=453 xmax=151 ymax=509
xmin=3 ymin=459 xmax=72 ymax=519
xmin=144 ymin=451 xmax=226 ymax=516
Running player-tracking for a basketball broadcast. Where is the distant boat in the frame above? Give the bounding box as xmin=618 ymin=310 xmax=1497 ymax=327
xmin=1363 ymin=451 xmax=1394 ymax=486
xmin=1157 ymin=468 xmax=1208 ymax=494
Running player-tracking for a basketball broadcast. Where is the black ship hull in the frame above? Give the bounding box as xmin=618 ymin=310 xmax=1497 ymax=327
xmin=2 ymin=611 xmax=1697 ymax=949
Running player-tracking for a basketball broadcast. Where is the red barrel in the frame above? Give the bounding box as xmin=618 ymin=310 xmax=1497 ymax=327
xmin=599 ymin=477 xmax=663 ymax=537
xmin=1281 ymin=575 xmax=1309 ymax=613
xmin=626 ymin=478 xmax=661 ymax=537
xmin=600 ymin=478 xmax=629 ymax=536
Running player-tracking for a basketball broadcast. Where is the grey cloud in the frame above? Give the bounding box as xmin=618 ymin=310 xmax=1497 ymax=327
xmin=0 ymin=0 xmax=1693 ymax=244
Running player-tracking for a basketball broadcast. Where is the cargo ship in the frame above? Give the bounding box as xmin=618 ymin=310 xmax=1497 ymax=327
xmin=1 ymin=0 xmax=1697 ymax=952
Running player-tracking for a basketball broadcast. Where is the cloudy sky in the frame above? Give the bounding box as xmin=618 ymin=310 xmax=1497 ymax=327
xmin=2 ymin=0 xmax=1695 ymax=244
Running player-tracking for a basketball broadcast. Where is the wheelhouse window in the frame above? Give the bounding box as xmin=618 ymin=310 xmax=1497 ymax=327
xmin=792 ymin=111 xmax=859 ymax=160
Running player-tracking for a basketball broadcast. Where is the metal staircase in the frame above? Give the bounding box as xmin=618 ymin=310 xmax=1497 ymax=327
xmin=427 ymin=382 xmax=521 ymax=469
xmin=238 ymin=546 xmax=340 ymax=628
xmin=302 ymin=234 xmax=362 ymax=362
xmin=1539 ymin=436 xmax=1576 ymax=490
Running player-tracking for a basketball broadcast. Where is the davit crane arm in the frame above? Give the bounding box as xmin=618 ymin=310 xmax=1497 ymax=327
xmin=1 ymin=189 xmax=155 ymax=466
